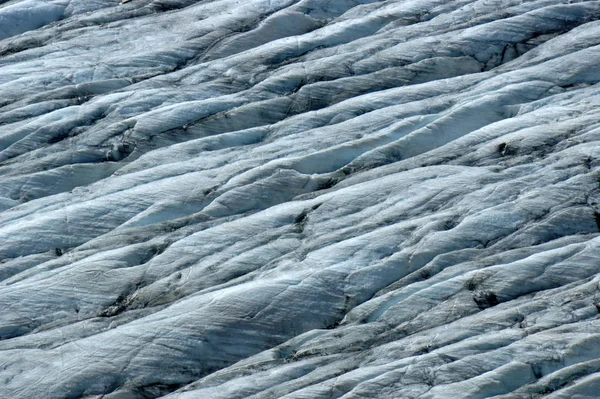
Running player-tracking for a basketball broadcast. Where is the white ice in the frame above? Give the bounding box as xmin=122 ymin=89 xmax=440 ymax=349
xmin=1 ymin=0 xmax=600 ymax=398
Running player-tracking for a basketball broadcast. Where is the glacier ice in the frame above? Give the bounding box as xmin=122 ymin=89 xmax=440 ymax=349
xmin=2 ymin=0 xmax=600 ymax=398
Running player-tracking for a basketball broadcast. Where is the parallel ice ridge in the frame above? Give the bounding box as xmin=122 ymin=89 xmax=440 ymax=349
xmin=1 ymin=0 xmax=600 ymax=398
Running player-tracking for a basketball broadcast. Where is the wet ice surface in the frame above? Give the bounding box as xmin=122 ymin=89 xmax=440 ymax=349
xmin=1 ymin=0 xmax=600 ymax=398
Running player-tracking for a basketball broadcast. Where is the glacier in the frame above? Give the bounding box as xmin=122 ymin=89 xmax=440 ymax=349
xmin=1 ymin=0 xmax=600 ymax=398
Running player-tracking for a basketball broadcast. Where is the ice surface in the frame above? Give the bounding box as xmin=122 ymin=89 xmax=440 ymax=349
xmin=1 ymin=0 xmax=600 ymax=398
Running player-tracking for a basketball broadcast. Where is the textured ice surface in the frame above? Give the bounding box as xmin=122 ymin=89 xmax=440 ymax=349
xmin=2 ymin=0 xmax=600 ymax=398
